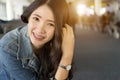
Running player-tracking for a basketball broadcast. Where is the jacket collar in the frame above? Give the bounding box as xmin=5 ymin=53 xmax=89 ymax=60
xmin=17 ymin=26 xmax=40 ymax=73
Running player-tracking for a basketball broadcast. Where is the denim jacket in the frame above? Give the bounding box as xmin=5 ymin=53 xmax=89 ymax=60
xmin=0 ymin=26 xmax=40 ymax=80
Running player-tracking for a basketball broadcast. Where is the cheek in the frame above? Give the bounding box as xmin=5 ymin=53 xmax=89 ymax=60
xmin=28 ymin=22 xmax=35 ymax=36
xmin=47 ymin=29 xmax=55 ymax=37
xmin=28 ymin=21 xmax=35 ymax=28
xmin=28 ymin=21 xmax=36 ymax=31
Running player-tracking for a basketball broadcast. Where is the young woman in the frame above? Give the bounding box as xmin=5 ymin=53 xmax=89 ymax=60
xmin=0 ymin=0 xmax=75 ymax=80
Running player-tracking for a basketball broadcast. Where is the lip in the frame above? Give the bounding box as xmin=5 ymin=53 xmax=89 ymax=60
xmin=32 ymin=32 xmax=45 ymax=41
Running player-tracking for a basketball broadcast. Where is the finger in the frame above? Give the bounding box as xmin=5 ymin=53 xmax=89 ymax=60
xmin=65 ymin=24 xmax=74 ymax=35
xmin=65 ymin=24 xmax=73 ymax=30
xmin=62 ymin=27 xmax=67 ymax=33
xmin=62 ymin=27 xmax=67 ymax=37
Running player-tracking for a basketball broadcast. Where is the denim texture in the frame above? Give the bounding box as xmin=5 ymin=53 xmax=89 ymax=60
xmin=0 ymin=26 xmax=39 ymax=80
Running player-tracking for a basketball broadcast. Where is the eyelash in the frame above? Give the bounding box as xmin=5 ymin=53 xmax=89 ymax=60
xmin=33 ymin=17 xmax=39 ymax=21
xmin=48 ymin=23 xmax=55 ymax=27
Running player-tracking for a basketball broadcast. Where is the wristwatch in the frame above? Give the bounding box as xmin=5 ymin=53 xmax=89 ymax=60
xmin=59 ymin=64 xmax=71 ymax=71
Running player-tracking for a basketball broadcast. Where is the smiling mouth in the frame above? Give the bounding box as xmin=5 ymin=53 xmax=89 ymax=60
xmin=32 ymin=32 xmax=45 ymax=41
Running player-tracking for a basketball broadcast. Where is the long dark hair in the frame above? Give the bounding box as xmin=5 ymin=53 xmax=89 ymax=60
xmin=21 ymin=0 xmax=73 ymax=79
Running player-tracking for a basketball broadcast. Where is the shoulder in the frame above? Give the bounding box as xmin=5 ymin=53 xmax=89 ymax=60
xmin=0 ymin=26 xmax=27 ymax=56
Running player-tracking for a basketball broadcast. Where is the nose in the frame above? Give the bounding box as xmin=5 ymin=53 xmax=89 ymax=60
xmin=36 ymin=22 xmax=46 ymax=34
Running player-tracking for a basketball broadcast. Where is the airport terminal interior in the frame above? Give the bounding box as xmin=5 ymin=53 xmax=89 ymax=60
xmin=0 ymin=0 xmax=120 ymax=80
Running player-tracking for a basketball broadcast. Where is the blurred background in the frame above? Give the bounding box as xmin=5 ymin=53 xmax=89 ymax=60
xmin=0 ymin=0 xmax=119 ymax=20
xmin=0 ymin=0 xmax=33 ymax=20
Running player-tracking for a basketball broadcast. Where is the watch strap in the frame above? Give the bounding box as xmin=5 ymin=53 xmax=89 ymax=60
xmin=59 ymin=64 xmax=71 ymax=71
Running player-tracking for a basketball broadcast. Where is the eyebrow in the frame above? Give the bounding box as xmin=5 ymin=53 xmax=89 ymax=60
xmin=33 ymin=14 xmax=55 ymax=23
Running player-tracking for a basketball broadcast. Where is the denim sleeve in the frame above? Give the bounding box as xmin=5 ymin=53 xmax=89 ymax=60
xmin=0 ymin=47 xmax=37 ymax=80
xmin=0 ymin=62 xmax=14 ymax=80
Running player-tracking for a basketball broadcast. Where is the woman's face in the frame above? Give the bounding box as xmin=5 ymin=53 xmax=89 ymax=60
xmin=28 ymin=5 xmax=55 ymax=50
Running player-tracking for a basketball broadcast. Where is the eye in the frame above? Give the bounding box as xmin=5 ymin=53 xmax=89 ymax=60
xmin=33 ymin=17 xmax=39 ymax=21
xmin=47 ymin=23 xmax=55 ymax=27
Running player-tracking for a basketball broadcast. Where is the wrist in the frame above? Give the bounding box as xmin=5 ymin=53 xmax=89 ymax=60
xmin=59 ymin=64 xmax=72 ymax=71
xmin=60 ymin=54 xmax=73 ymax=65
xmin=53 ymin=77 xmax=68 ymax=80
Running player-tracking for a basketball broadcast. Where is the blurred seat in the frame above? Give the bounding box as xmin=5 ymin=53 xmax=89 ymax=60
xmin=0 ymin=19 xmax=26 ymax=38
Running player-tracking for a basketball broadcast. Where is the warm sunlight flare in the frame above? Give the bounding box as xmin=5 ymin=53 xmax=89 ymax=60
xmin=100 ymin=8 xmax=106 ymax=15
xmin=76 ymin=3 xmax=86 ymax=16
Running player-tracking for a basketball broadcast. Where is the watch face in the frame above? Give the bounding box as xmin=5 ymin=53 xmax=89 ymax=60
xmin=59 ymin=64 xmax=72 ymax=71
xmin=66 ymin=65 xmax=71 ymax=70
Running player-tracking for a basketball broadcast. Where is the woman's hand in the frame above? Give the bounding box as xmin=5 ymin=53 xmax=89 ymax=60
xmin=62 ymin=24 xmax=75 ymax=59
